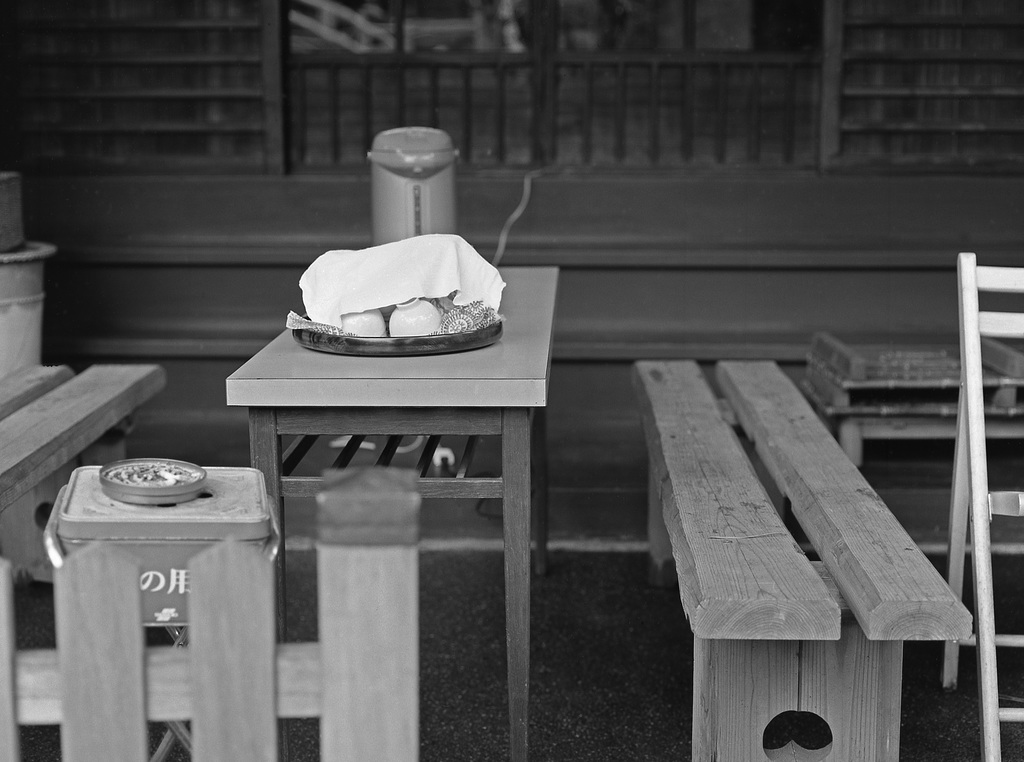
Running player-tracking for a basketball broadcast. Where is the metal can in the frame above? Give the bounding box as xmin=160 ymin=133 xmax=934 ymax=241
xmin=45 ymin=465 xmax=279 ymax=627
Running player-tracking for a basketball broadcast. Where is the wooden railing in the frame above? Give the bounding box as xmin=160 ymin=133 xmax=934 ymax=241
xmin=821 ymin=0 xmax=1024 ymax=170
xmin=10 ymin=0 xmax=286 ymax=174
xmin=289 ymin=49 xmax=821 ymax=170
xmin=10 ymin=0 xmax=1024 ymax=173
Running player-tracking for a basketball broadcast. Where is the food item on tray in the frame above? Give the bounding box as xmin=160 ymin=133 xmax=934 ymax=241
xmin=437 ymin=300 xmax=495 ymax=334
xmin=388 ymin=298 xmax=442 ymax=337
xmin=287 ymin=298 xmax=501 ymax=339
xmin=340 ymin=308 xmax=387 ymax=337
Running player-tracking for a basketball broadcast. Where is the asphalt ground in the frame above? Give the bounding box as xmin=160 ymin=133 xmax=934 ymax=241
xmin=12 ymin=546 xmax=1024 ymax=761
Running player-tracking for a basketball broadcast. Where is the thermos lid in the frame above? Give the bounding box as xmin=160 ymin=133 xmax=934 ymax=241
xmin=55 ymin=465 xmax=271 ymax=542
xmin=368 ymin=127 xmax=457 ymax=174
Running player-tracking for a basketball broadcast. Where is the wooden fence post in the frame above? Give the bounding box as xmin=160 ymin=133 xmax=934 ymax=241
xmin=55 ymin=545 xmax=148 ymax=762
xmin=189 ymin=540 xmax=278 ymax=762
xmin=316 ymin=467 xmax=421 ymax=762
xmin=0 ymin=558 xmax=18 ymax=761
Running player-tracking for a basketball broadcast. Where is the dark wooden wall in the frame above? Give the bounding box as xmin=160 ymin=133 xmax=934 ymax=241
xmin=21 ymin=171 xmax=1024 ymax=540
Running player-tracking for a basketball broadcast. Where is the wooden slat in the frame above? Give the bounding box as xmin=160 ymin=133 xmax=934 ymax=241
xmin=16 ymin=642 xmax=331 ymax=726
xmin=56 ymin=545 xmax=147 ymax=762
xmin=416 ymin=435 xmax=442 ymax=476
xmin=633 ymin=361 xmax=839 ymax=640
xmin=0 ymin=364 xmax=165 ymax=508
xmin=189 ymin=541 xmax=277 ymax=762
xmin=283 ymin=474 xmax=503 ymax=500
xmin=19 ymin=19 xmax=262 ymax=30
xmin=979 ymin=311 xmax=1024 ymax=338
xmin=842 ymin=119 xmax=1024 ymax=134
xmin=0 ymin=559 xmax=18 ymax=761
xmin=809 ymin=332 xmax=866 ymax=381
xmin=330 ymin=435 xmax=365 ymax=469
xmin=845 ymin=85 xmax=1024 ymax=98
xmin=281 ymin=434 xmax=317 ymax=475
xmin=977 ymin=264 xmax=1024 ymax=293
xmin=260 ymin=0 xmax=286 ymax=174
xmin=20 ymin=54 xmax=262 ymax=65
xmin=818 ymin=0 xmax=844 ymax=168
xmin=21 ymin=89 xmax=264 ymax=100
xmin=981 ymin=337 xmax=1024 ymax=378
xmin=845 ymin=14 xmax=1024 ymax=27
xmin=276 ymin=407 xmax=502 ymax=436
xmin=375 ymin=435 xmax=404 ymax=467
xmin=317 ymin=468 xmax=419 ymax=761
xmin=716 ymin=360 xmax=973 ymax=641
xmin=844 ymin=49 xmax=1024 ymax=62
xmin=28 ymin=122 xmax=264 ymax=135
xmin=0 ymin=365 xmax=74 ymax=422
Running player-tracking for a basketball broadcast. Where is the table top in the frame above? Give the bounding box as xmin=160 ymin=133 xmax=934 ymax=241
xmin=226 ymin=267 xmax=559 ymax=408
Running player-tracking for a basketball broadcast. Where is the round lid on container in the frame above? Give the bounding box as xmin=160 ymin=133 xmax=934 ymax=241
xmin=100 ymin=458 xmax=208 ymax=505
xmin=367 ymin=127 xmax=457 ymax=174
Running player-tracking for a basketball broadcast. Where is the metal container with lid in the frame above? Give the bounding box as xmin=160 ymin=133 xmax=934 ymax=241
xmin=368 ymin=126 xmax=458 ymax=245
xmin=44 ymin=464 xmax=279 ymax=627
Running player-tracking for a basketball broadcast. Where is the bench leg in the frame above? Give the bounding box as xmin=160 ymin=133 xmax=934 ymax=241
xmin=0 ymin=425 xmax=130 ymax=584
xmin=647 ymin=465 xmax=675 ymax=587
xmin=693 ymin=622 xmax=903 ymax=761
xmin=837 ymin=419 xmax=864 ymax=467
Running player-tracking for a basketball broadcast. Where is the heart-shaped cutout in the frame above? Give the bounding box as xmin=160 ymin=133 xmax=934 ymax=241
xmin=762 ymin=710 xmax=833 ymax=762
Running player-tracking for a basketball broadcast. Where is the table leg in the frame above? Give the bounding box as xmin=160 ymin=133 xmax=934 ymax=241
xmin=248 ymin=408 xmax=290 ymax=762
xmin=531 ymin=408 xmax=549 ymax=577
xmin=503 ymin=408 xmax=531 ymax=762
xmin=249 ymin=408 xmax=287 ymax=640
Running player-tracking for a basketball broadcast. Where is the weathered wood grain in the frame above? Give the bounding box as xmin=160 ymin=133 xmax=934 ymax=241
xmin=317 ymin=468 xmax=420 ymax=762
xmin=0 ymin=364 xmax=166 ymax=508
xmin=189 ymin=541 xmax=277 ymax=762
xmin=0 ymin=365 xmax=74 ymax=422
xmin=0 ymin=558 xmax=18 ymax=760
xmin=55 ymin=545 xmax=147 ymax=762
xmin=633 ymin=360 xmax=839 ymax=640
xmin=716 ymin=360 xmax=972 ymax=641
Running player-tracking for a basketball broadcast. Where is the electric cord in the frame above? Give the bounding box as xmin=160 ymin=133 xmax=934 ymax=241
xmin=491 ymin=168 xmax=546 ymax=268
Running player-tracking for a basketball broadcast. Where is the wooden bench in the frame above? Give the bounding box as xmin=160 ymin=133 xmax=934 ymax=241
xmin=0 ymin=363 xmax=166 ymax=582
xmin=633 ymin=359 xmax=973 ymax=762
xmin=0 ymin=466 xmax=419 ymax=761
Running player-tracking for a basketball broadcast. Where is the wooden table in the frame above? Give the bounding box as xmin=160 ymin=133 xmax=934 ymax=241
xmin=226 ymin=266 xmax=558 ymax=762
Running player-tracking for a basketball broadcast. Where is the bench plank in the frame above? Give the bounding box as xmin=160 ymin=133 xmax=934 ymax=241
xmin=716 ymin=360 xmax=972 ymax=641
xmin=0 ymin=366 xmax=75 ymax=422
xmin=634 ymin=361 xmax=840 ymax=640
xmin=0 ymin=365 xmax=166 ymax=509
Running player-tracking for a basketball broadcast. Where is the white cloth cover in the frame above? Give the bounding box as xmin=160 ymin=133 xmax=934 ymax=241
xmin=299 ymin=234 xmax=506 ymax=327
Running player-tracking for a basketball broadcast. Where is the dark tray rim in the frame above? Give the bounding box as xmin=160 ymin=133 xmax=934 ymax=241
xmin=292 ymin=319 xmax=503 ymax=357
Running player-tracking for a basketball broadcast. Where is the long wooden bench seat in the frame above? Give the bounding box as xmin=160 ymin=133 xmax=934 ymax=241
xmin=633 ymin=359 xmax=972 ymax=762
xmin=0 ymin=363 xmax=166 ymax=581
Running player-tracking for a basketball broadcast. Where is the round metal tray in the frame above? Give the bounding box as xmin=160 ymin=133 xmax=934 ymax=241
xmin=292 ymin=319 xmax=502 ymax=357
xmin=99 ymin=458 xmax=208 ymax=505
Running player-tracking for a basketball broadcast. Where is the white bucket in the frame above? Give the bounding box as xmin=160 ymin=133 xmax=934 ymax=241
xmin=0 ymin=242 xmax=57 ymax=378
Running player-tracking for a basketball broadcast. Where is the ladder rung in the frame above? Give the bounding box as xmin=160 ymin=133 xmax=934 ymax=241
xmin=979 ymin=310 xmax=1024 ymax=338
xmin=999 ymin=707 xmax=1024 ymax=722
xmin=990 ymin=491 xmax=1024 ymax=517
